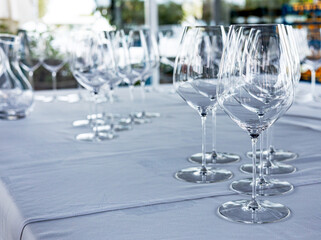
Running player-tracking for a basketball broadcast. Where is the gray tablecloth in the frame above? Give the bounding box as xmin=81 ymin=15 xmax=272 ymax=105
xmin=0 ymin=84 xmax=320 ymax=240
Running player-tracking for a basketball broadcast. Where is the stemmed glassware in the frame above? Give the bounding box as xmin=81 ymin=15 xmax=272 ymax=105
xmin=127 ymin=28 xmax=151 ymax=124
xmin=217 ymin=24 xmax=293 ymax=223
xmin=188 ymin=26 xmax=241 ymax=165
xmin=18 ymin=30 xmax=42 ymax=88
xmin=140 ymin=28 xmax=161 ymax=118
xmin=70 ymin=30 xmax=112 ymax=142
xmin=111 ymin=29 xmax=138 ymax=127
xmin=41 ymin=30 xmax=67 ymax=101
xmin=173 ymin=26 xmax=233 ymax=183
xmin=242 ymin=25 xmax=300 ymax=174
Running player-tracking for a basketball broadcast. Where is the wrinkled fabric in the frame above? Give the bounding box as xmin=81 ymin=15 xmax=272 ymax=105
xmin=0 ymin=84 xmax=320 ymax=240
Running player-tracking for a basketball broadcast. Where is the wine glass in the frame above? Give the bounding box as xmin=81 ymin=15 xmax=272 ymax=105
xmin=217 ymin=24 xmax=293 ymax=223
xmin=140 ymin=28 xmax=161 ymax=118
xmin=242 ymin=25 xmax=299 ymax=174
xmin=111 ymin=29 xmax=137 ymax=127
xmin=41 ymin=30 xmax=67 ymax=101
xmin=99 ymin=30 xmax=132 ymax=132
xmin=187 ymin=26 xmax=241 ymax=165
xmin=18 ymin=30 xmax=42 ymax=88
xmin=127 ymin=28 xmax=151 ymax=124
xmin=70 ymin=30 xmax=112 ymax=142
xmin=173 ymin=26 xmax=233 ymax=184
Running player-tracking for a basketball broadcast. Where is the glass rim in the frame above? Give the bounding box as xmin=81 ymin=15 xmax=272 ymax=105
xmin=230 ymin=23 xmax=284 ymax=27
xmin=183 ymin=25 xmax=225 ymax=29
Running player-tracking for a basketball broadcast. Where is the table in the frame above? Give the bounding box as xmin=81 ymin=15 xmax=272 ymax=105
xmin=1 ymin=84 xmax=321 ymax=240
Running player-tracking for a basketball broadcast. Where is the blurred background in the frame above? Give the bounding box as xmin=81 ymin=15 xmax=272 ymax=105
xmin=1 ymin=0 xmax=320 ymax=90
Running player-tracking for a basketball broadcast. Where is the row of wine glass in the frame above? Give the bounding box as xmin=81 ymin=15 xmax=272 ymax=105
xmin=173 ymin=24 xmax=301 ymax=224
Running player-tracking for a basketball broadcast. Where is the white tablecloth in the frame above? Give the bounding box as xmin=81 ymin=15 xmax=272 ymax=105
xmin=0 ymin=84 xmax=321 ymax=240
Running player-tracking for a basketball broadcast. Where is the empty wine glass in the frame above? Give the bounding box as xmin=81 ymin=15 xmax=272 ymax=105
xmin=187 ymin=26 xmax=241 ymax=165
xmin=18 ymin=30 xmax=42 ymax=88
xmin=173 ymin=26 xmax=233 ymax=184
xmin=41 ymin=30 xmax=67 ymax=101
xmin=70 ymin=30 xmax=111 ymax=142
xmin=127 ymin=28 xmax=151 ymax=124
xmin=101 ymin=30 xmax=132 ymax=132
xmin=217 ymin=24 xmax=293 ymax=223
xmin=140 ymin=28 xmax=161 ymax=118
xmin=111 ymin=29 xmax=137 ymax=127
xmin=242 ymin=25 xmax=299 ymax=174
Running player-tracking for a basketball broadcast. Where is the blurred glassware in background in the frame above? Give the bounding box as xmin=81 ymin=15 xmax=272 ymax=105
xmin=40 ymin=29 xmax=67 ymax=102
xmin=139 ymin=28 xmax=161 ymax=118
xmin=127 ymin=28 xmax=152 ymax=124
xmin=70 ymin=30 xmax=114 ymax=142
xmin=18 ymin=30 xmax=42 ymax=88
xmin=0 ymin=34 xmax=34 ymax=120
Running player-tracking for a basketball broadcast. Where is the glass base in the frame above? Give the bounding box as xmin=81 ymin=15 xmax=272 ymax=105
xmin=72 ymin=118 xmax=105 ymax=128
xmin=35 ymin=95 xmax=54 ymax=102
xmin=247 ymin=149 xmax=298 ymax=162
xmin=72 ymin=119 xmax=90 ymax=127
xmin=114 ymin=124 xmax=132 ymax=131
xmin=240 ymin=162 xmax=296 ymax=175
xmin=218 ymin=199 xmax=290 ymax=224
xmin=134 ymin=118 xmax=152 ymax=124
xmin=145 ymin=112 xmax=161 ymax=118
xmin=175 ymin=166 xmax=233 ymax=184
xmin=0 ymin=110 xmax=27 ymax=120
xmin=57 ymin=94 xmax=80 ymax=103
xmin=75 ymin=132 xmax=117 ymax=142
xmin=188 ymin=152 xmax=241 ymax=164
xmin=230 ymin=178 xmax=294 ymax=196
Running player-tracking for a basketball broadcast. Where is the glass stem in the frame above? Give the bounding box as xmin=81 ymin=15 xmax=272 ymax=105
xmin=201 ymin=115 xmax=207 ymax=173
xmin=249 ymin=136 xmax=259 ymax=211
xmin=311 ymin=69 xmax=316 ymax=99
xmin=211 ymin=106 xmax=217 ymax=163
xmin=258 ymin=132 xmax=267 ymax=185
xmin=140 ymin=80 xmax=146 ymax=117
xmin=77 ymin=83 xmax=82 ymax=100
xmin=108 ymin=86 xmax=114 ymax=131
xmin=129 ymin=84 xmax=134 ymax=123
xmin=93 ymin=91 xmax=99 ymax=137
xmin=266 ymin=126 xmax=274 ymax=172
xmin=52 ymin=71 xmax=57 ymax=99
xmin=28 ymin=71 xmax=34 ymax=88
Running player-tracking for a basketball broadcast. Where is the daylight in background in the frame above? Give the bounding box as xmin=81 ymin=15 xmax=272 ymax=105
xmin=0 ymin=0 xmax=320 ymax=89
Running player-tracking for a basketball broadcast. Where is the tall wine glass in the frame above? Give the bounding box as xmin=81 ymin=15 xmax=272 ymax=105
xmin=18 ymin=30 xmax=42 ymax=88
xmin=70 ymin=30 xmax=111 ymax=142
xmin=100 ymin=30 xmax=132 ymax=132
xmin=111 ymin=29 xmax=137 ymax=127
xmin=173 ymin=26 xmax=233 ymax=184
xmin=187 ymin=26 xmax=241 ymax=165
xmin=217 ymin=24 xmax=293 ymax=223
xmin=242 ymin=25 xmax=299 ymax=174
xmin=140 ymin=28 xmax=161 ymax=118
xmin=127 ymin=28 xmax=151 ymax=124
xmin=41 ymin=30 xmax=67 ymax=101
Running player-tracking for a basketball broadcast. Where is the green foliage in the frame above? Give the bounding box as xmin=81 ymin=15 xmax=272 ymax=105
xmin=0 ymin=22 xmax=10 ymax=34
xmin=97 ymin=0 xmax=184 ymax=28
xmin=158 ymin=2 xmax=184 ymax=25
xmin=121 ymin=0 xmax=145 ymax=26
